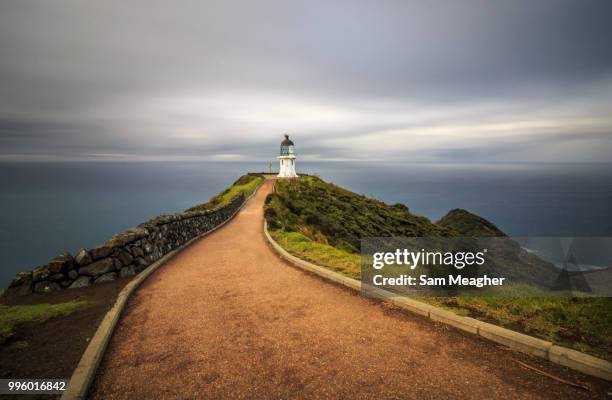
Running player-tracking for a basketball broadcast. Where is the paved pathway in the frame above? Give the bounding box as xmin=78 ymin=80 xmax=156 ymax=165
xmin=90 ymin=180 xmax=606 ymax=399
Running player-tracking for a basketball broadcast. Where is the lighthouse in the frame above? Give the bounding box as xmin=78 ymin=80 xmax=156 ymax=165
xmin=277 ymin=134 xmax=298 ymax=178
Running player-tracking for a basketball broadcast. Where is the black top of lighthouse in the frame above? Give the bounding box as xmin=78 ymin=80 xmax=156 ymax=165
xmin=281 ymin=134 xmax=294 ymax=146
xmin=280 ymin=134 xmax=295 ymax=156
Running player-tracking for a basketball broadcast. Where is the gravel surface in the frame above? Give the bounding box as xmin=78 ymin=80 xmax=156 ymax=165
xmin=90 ymin=180 xmax=611 ymax=399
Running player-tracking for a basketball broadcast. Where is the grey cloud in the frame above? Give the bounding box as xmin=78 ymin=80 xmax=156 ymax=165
xmin=0 ymin=0 xmax=611 ymax=162
xmin=432 ymin=130 xmax=612 ymax=162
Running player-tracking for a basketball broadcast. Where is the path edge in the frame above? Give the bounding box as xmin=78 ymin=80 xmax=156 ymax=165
xmin=61 ymin=180 xmax=263 ymax=400
xmin=263 ymin=220 xmax=612 ymax=382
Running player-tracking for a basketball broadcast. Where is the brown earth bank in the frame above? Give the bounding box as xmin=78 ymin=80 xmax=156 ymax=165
xmin=0 ymin=278 xmax=129 ymax=400
xmin=88 ymin=180 xmax=611 ymax=400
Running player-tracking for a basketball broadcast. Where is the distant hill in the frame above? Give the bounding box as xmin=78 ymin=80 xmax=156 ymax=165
xmin=437 ymin=209 xmax=506 ymax=237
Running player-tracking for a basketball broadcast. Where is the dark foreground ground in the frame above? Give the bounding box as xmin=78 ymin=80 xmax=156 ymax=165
xmin=0 ymin=279 xmax=128 ymax=400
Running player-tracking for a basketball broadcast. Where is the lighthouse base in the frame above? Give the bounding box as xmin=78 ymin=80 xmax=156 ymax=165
xmin=277 ymin=157 xmax=298 ymax=178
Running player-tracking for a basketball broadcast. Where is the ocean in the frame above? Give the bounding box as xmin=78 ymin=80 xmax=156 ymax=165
xmin=1 ymin=161 xmax=611 ymax=287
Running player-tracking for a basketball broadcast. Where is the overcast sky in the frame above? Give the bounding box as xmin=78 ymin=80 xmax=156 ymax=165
xmin=1 ymin=0 xmax=611 ymax=162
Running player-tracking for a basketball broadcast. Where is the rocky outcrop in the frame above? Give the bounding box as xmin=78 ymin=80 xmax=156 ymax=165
xmin=436 ymin=208 xmax=507 ymax=237
xmin=94 ymin=272 xmax=117 ymax=284
xmin=5 ymin=193 xmax=247 ymax=296
xmin=33 ymin=281 xmax=61 ymax=293
xmin=75 ymin=249 xmax=93 ymax=266
xmin=69 ymin=276 xmax=92 ymax=289
xmin=78 ymin=258 xmax=115 ymax=276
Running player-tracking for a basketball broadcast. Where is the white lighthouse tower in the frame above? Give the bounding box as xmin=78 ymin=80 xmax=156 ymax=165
xmin=277 ymin=134 xmax=298 ymax=178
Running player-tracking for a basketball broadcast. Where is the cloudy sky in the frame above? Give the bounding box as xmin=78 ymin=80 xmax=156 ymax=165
xmin=1 ymin=0 xmax=611 ymax=162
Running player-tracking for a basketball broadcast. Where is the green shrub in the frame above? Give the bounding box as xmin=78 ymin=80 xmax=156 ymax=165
xmin=187 ymin=174 xmax=262 ymax=212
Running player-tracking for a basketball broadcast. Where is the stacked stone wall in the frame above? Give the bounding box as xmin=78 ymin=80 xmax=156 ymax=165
xmin=6 ymin=193 xmax=246 ymax=296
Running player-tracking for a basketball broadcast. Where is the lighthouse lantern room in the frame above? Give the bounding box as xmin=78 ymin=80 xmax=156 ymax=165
xmin=277 ymin=134 xmax=298 ymax=178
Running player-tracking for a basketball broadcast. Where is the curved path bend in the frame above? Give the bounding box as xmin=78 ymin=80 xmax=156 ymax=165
xmin=90 ymin=180 xmax=604 ymax=399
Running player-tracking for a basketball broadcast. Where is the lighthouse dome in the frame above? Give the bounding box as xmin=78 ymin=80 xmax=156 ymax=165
xmin=281 ymin=134 xmax=294 ymax=146
xmin=280 ymin=134 xmax=295 ymax=156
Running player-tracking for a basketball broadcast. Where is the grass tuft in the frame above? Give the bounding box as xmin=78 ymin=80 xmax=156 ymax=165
xmin=0 ymin=300 xmax=86 ymax=344
xmin=271 ymin=230 xmax=360 ymax=279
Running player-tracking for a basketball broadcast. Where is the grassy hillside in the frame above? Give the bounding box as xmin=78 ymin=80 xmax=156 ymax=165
xmin=265 ymin=176 xmax=454 ymax=253
xmin=270 ymin=230 xmax=361 ymax=279
xmin=265 ymin=176 xmax=554 ymax=282
xmin=187 ymin=174 xmax=262 ymax=212
xmin=265 ymin=176 xmax=612 ymax=360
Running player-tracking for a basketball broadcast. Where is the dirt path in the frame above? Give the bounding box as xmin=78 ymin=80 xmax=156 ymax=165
xmin=90 ymin=180 xmax=609 ymax=399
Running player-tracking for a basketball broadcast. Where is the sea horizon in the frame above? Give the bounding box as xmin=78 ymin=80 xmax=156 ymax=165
xmin=2 ymin=160 xmax=611 ymax=287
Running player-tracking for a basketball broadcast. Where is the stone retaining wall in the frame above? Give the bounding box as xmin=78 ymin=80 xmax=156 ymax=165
xmin=5 ymin=193 xmax=246 ymax=296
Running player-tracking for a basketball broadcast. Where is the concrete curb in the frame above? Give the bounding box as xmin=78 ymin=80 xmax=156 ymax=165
xmin=264 ymin=221 xmax=612 ymax=381
xmin=61 ymin=180 xmax=264 ymax=400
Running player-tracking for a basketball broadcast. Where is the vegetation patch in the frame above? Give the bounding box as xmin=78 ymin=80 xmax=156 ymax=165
xmin=265 ymin=176 xmax=454 ymax=253
xmin=0 ymin=300 xmax=87 ymax=344
xmin=187 ymin=174 xmax=262 ymax=212
xmin=270 ymin=230 xmax=360 ymax=279
xmin=427 ymin=296 xmax=612 ymax=360
xmin=436 ymin=208 xmax=506 ymax=236
xmin=265 ymin=176 xmax=612 ymax=361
